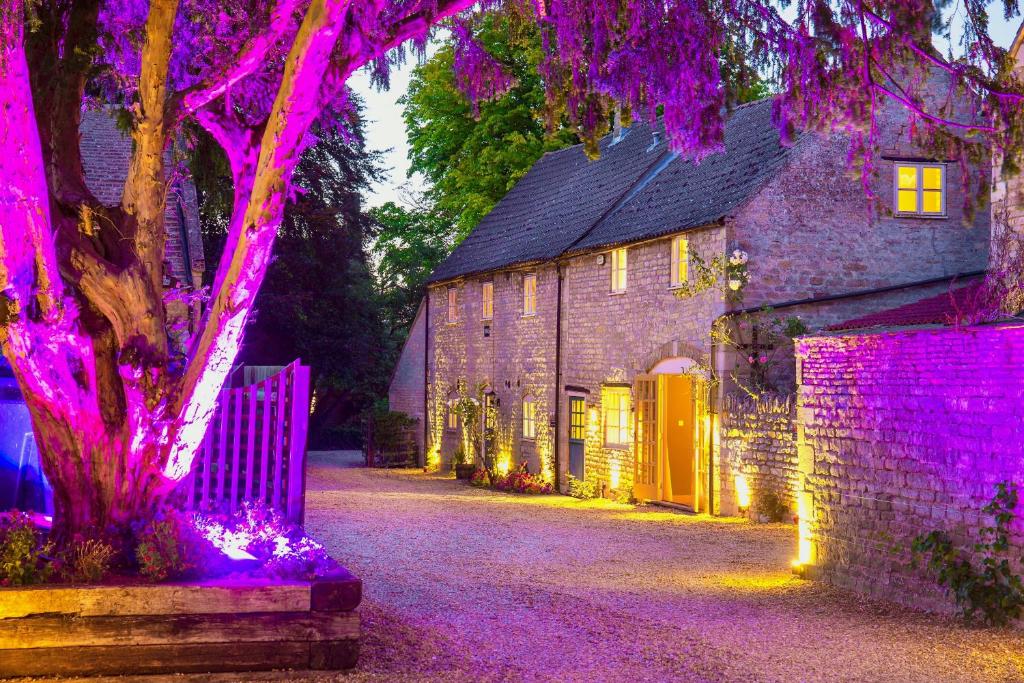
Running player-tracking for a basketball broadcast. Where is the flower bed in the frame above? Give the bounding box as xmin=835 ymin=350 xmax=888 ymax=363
xmin=470 ymin=463 xmax=553 ymax=494
xmin=0 ymin=504 xmax=361 ymax=676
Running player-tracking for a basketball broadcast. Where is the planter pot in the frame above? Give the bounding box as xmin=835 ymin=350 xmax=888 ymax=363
xmin=0 ymin=567 xmax=362 ymax=677
xmin=454 ymin=463 xmax=476 ymax=480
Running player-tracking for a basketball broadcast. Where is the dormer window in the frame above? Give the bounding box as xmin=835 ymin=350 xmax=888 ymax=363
xmin=895 ymin=162 xmax=945 ymax=217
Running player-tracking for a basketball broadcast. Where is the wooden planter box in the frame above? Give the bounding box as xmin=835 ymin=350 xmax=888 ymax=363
xmin=0 ymin=568 xmax=361 ymax=677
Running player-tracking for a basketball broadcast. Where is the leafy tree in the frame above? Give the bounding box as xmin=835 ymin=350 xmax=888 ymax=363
xmin=0 ymin=0 xmax=1020 ymax=547
xmin=403 ymin=15 xmax=578 ymax=238
xmin=371 ymin=200 xmax=458 ymax=344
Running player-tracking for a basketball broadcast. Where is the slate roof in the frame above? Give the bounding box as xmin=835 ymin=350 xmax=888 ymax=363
xmin=428 ymin=98 xmax=795 ymax=284
xmin=826 ymin=281 xmax=985 ymax=332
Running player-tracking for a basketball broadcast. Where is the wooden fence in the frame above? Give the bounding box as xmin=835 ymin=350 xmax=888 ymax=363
xmin=179 ymin=360 xmax=311 ymax=523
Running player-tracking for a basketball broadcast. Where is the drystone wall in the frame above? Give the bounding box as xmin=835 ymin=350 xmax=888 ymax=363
xmin=796 ymin=323 xmax=1024 ymax=614
xmin=719 ymin=394 xmax=799 ymax=520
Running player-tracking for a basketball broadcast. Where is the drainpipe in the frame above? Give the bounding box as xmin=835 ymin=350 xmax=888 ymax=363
xmin=553 ymin=263 xmax=564 ymax=491
xmin=422 ymin=290 xmax=430 ymax=468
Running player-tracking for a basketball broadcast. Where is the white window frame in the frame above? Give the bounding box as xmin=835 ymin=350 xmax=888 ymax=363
xmin=447 ymin=286 xmax=459 ymax=323
xmin=670 ymin=236 xmax=689 ymax=288
xmin=603 ymin=387 xmax=630 ymax=447
xmin=893 ymin=161 xmax=946 ymax=217
xmin=610 ymin=248 xmax=627 ymax=293
xmin=522 ymin=397 xmax=537 ymax=439
xmin=481 ymin=281 xmax=494 ymax=321
xmin=523 ymin=273 xmax=537 ymax=317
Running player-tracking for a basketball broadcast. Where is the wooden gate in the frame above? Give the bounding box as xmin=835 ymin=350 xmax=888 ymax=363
xmin=179 ymin=360 xmax=311 ymax=523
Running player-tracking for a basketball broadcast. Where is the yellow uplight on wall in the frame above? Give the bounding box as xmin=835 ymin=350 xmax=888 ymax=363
xmin=735 ymin=473 xmax=751 ymax=510
xmin=797 ymin=490 xmax=814 ymax=566
xmin=610 ymin=459 xmax=621 ymax=490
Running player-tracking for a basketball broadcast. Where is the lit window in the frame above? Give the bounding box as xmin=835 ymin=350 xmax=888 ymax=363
xmin=447 ymin=286 xmax=458 ymax=323
xmin=522 ymin=397 xmax=537 ymax=439
xmin=523 ymin=273 xmax=537 ymax=316
xmin=446 ymin=400 xmax=458 ymax=430
xmin=603 ymin=387 xmax=630 ymax=446
xmin=670 ymin=236 xmax=688 ymax=287
xmin=482 ymin=281 xmax=493 ymax=320
xmin=895 ymin=162 xmax=945 ymax=216
xmin=610 ymin=248 xmax=627 ymax=293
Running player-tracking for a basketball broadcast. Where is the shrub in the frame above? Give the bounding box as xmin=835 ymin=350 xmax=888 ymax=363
xmin=0 ymin=512 xmax=53 ymax=586
xmin=135 ymin=511 xmax=202 ymax=582
xmin=60 ymin=536 xmax=116 ymax=584
xmin=912 ymin=481 xmax=1024 ymax=626
xmin=612 ymin=487 xmax=637 ymax=505
xmin=475 ymin=463 xmax=552 ymax=494
xmin=754 ymin=490 xmax=790 ymax=523
xmin=567 ymin=475 xmax=597 ymax=500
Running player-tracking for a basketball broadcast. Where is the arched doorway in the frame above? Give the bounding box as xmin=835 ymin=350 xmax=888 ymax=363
xmin=633 ymin=354 xmax=710 ymax=511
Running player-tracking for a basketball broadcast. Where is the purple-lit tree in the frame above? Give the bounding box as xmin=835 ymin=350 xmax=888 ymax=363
xmin=0 ymin=0 xmax=1021 ymax=546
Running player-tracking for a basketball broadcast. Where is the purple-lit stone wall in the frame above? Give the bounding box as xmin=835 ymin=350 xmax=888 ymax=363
xmin=797 ymin=323 xmax=1024 ymax=613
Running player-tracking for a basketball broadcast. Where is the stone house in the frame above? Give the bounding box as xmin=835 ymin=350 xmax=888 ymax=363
xmin=389 ymin=93 xmax=990 ymax=513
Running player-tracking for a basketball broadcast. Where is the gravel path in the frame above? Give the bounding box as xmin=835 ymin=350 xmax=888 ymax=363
xmin=299 ymin=453 xmax=1024 ymax=683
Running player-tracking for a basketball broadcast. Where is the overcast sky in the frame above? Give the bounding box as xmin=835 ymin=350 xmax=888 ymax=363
xmin=352 ymin=13 xmax=1022 ymax=210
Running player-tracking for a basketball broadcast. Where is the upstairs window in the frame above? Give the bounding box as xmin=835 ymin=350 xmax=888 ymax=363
xmin=895 ymin=162 xmax=945 ymax=216
xmin=610 ymin=248 xmax=627 ymax=293
xmin=523 ymin=273 xmax=537 ymax=316
xmin=481 ymin=281 xmax=494 ymax=320
xmin=447 ymin=286 xmax=459 ymax=323
xmin=603 ymin=387 xmax=630 ymax=446
xmin=446 ymin=400 xmax=458 ymax=431
xmin=670 ymin=236 xmax=689 ymax=287
xmin=522 ymin=397 xmax=537 ymax=439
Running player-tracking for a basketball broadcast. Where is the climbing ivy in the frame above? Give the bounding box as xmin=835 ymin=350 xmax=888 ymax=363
xmin=912 ymin=481 xmax=1024 ymax=627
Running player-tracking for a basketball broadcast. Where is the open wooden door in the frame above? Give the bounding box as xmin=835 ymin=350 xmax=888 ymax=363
xmin=633 ymin=375 xmax=658 ymax=502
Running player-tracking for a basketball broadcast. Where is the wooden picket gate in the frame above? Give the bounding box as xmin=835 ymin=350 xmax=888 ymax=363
xmin=179 ymin=360 xmax=311 ymax=523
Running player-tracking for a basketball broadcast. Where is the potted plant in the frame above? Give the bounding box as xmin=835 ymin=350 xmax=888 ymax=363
xmin=452 ymin=448 xmax=475 ymax=480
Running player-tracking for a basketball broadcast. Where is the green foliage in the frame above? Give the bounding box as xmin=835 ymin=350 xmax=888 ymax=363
xmin=371 ymin=409 xmax=418 ymax=454
xmin=912 ymin=481 xmax=1024 ymax=626
xmin=60 ymin=536 xmax=116 ymax=584
xmin=754 ymin=490 xmax=789 ymax=523
xmin=371 ymin=200 xmax=457 ymax=340
xmin=0 ymin=512 xmax=53 ymax=586
xmin=402 ymin=14 xmax=578 ymax=238
xmin=567 ymin=474 xmax=597 ymax=500
xmin=135 ymin=514 xmax=201 ymax=582
xmin=612 ymin=487 xmax=638 ymax=505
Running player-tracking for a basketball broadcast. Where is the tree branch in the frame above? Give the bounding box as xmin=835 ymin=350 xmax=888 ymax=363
xmin=167 ymin=0 xmax=353 ymax=481
xmin=173 ymin=0 xmax=305 ymax=120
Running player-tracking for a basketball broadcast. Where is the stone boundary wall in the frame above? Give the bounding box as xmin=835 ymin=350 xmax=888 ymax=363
xmin=719 ymin=394 xmax=799 ymax=519
xmin=796 ymin=323 xmax=1024 ymax=614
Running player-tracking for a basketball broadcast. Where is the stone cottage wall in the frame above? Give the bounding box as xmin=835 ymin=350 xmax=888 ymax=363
xmin=388 ymin=301 xmax=426 ymax=460
xmin=796 ymin=323 xmax=1024 ymax=613
xmin=558 ymin=226 xmax=727 ymax=495
xmin=719 ymin=394 xmax=798 ymax=519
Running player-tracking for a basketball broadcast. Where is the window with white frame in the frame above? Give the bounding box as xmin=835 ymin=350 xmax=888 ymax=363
xmin=481 ymin=281 xmax=493 ymax=320
xmin=603 ymin=387 xmax=630 ymax=446
xmin=610 ymin=247 xmax=627 ymax=293
xmin=523 ymin=273 xmax=537 ymax=316
xmin=670 ymin=236 xmax=689 ymax=287
xmin=895 ymin=162 xmax=946 ymax=216
xmin=447 ymin=286 xmax=459 ymax=323
xmin=522 ymin=396 xmax=537 ymax=439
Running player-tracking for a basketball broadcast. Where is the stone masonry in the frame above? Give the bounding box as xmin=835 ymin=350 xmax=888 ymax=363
xmin=796 ymin=324 xmax=1024 ymax=613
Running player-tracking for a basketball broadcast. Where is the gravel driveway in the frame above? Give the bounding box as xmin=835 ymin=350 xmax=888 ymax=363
xmin=300 ymin=452 xmax=1023 ymax=683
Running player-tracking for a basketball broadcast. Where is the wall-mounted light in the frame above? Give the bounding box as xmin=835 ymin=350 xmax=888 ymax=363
xmin=596 ymin=254 xmax=606 ymax=265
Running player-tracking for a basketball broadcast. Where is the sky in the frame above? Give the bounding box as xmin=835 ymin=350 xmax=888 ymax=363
xmin=352 ymin=10 xmax=1023 ymax=210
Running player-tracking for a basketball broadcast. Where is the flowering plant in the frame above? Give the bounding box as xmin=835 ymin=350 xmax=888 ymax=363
xmin=472 ymin=463 xmax=552 ymax=494
xmin=0 ymin=511 xmax=53 ymax=586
